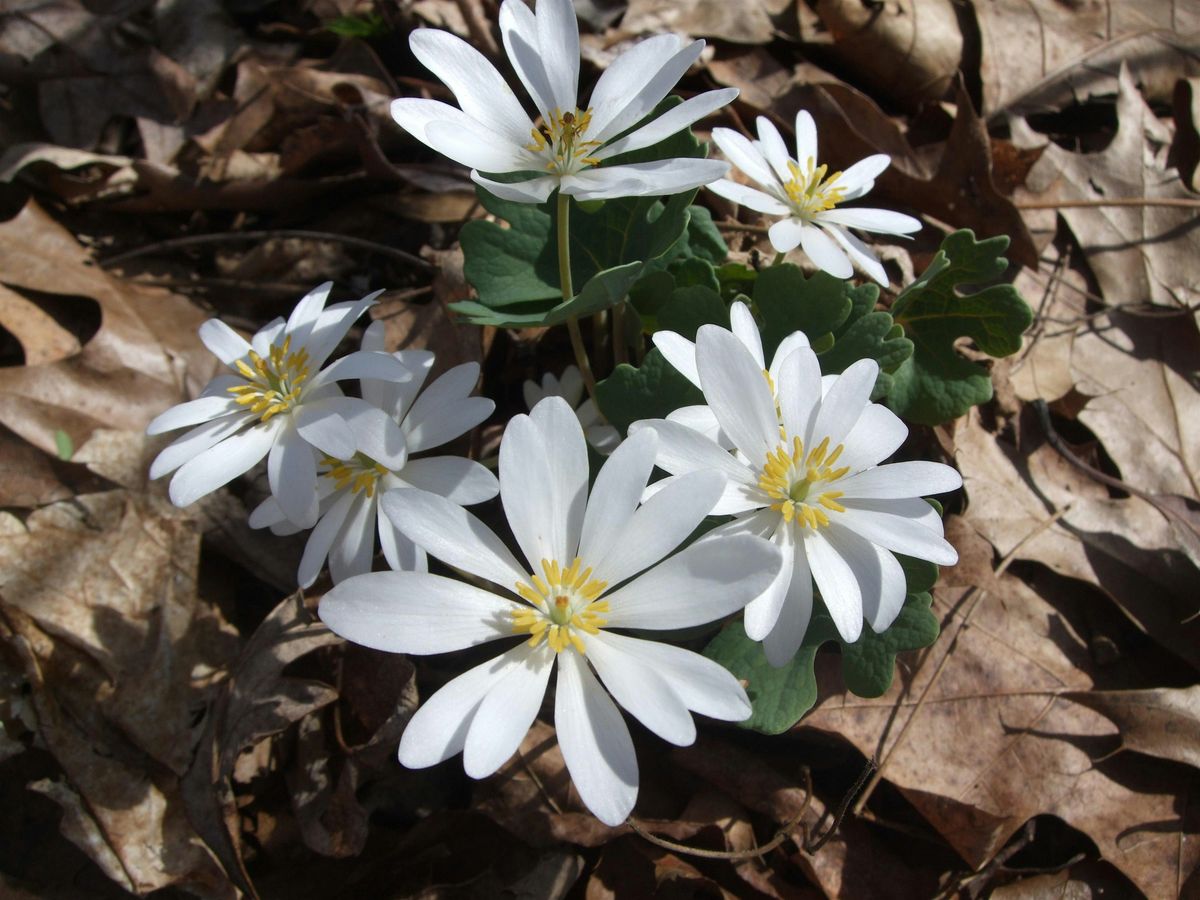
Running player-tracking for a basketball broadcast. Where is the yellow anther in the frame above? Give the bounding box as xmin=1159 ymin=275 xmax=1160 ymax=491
xmin=760 ymin=433 xmax=850 ymax=532
xmin=318 ymin=453 xmax=390 ymax=497
xmin=225 ymin=337 xmax=313 ymax=424
xmin=512 ymin=558 xmax=609 ymax=655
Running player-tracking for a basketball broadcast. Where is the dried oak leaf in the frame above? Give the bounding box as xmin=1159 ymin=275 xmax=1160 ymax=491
xmin=803 ymin=524 xmax=1200 ymax=898
xmin=1065 ymin=686 xmax=1200 ymax=771
xmin=0 ymin=199 xmax=218 ymax=475
xmin=620 ymin=0 xmax=788 ymax=45
xmin=1013 ymin=67 xmax=1200 ymax=315
xmin=0 ymin=489 xmax=237 ymax=897
xmin=955 ymin=406 xmax=1200 ymax=669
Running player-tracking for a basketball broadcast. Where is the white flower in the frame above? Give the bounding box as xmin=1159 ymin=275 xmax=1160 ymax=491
xmin=633 ymin=325 xmax=961 ymax=665
xmin=651 ymin=300 xmax=810 ymax=446
xmin=147 ymin=283 xmax=411 ymax=527
xmin=390 ymin=0 xmax=737 ymax=203
xmin=319 ymin=396 xmax=784 ymax=826
xmin=523 ymin=364 xmax=619 ymax=453
xmin=248 ymin=322 xmax=498 ymax=587
xmin=707 ymin=112 xmax=920 ymax=285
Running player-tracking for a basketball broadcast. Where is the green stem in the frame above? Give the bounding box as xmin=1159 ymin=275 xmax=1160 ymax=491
xmin=557 ymin=191 xmax=598 ymax=404
xmin=771 ymin=250 xmax=787 ymax=267
xmin=612 ymin=301 xmax=628 ymax=367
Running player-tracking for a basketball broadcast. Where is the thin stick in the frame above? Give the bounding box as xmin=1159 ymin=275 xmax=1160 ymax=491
xmin=1016 ymin=196 xmax=1200 ymax=210
xmin=100 ymin=229 xmax=433 ymax=271
xmin=557 ymin=192 xmax=599 ymax=404
xmin=612 ymin=301 xmax=629 ymax=367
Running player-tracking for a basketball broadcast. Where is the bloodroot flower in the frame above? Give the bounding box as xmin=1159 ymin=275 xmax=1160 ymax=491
xmin=390 ymin=0 xmax=736 ymax=203
xmin=319 ymin=397 xmax=784 ymax=825
xmin=635 ymin=325 xmax=961 ymax=665
xmin=147 ymin=284 xmax=411 ymax=526
xmin=523 ymin=364 xmax=619 ymax=452
xmin=707 ymin=112 xmax=920 ymax=285
xmin=248 ymin=322 xmax=498 ymax=587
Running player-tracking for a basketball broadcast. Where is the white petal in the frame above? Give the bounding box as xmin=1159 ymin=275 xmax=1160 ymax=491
xmin=558 ymin=366 xmax=584 ymax=406
xmin=399 ymin=456 xmax=498 ymax=505
xmin=284 ymin=282 xmax=333 ymax=351
xmin=149 ymin=413 xmax=251 ymax=479
xmin=762 ymin=541 xmax=814 ymax=666
xmin=825 ymin=522 xmax=907 ymax=634
xmin=329 ymin=490 xmax=377 ymax=583
xmin=146 ymin=395 xmax=238 ymax=435
xmin=296 ymin=491 xmax=354 ymax=587
xmin=845 ymin=496 xmax=945 ymax=536
xmin=560 ymin=158 xmax=729 ymax=201
xmin=805 ymin=528 xmax=863 ymax=643
xmin=729 ymin=300 xmax=765 ymax=369
xmin=407 ymin=368 xmax=494 ymax=450
xmin=594 ymin=88 xmax=737 ymax=160
xmin=794 ymin=110 xmax=817 ymax=166
xmin=248 ymin=495 xmax=287 ymax=531
xmin=665 ymin=405 xmax=725 ymax=446
xmin=498 ymin=0 xmax=557 ymax=118
xmin=838 ymin=403 xmax=908 ymax=471
xmin=822 ymin=223 xmax=888 ymax=287
xmin=377 ymin=502 xmax=425 ymax=573
xmin=464 ymin=642 xmax=554 ymax=777
xmin=305 ymin=293 xmax=379 ymax=369
xmin=293 ymin=401 xmax=355 ymax=460
xmin=554 ymin=650 xmax=638 ymax=826
xmin=583 ymin=420 xmax=620 ymax=454
xmin=425 ymin=117 xmax=533 ymax=173
xmin=409 ymin=28 xmax=533 ymax=146
xmin=768 ymin=331 xmax=812 ymax=379
xmin=775 ymin=345 xmax=823 ymax=444
xmin=603 ymin=533 xmax=783 ymax=630
xmin=695 ymin=325 xmax=779 ymax=464
xmin=710 ymin=127 xmax=776 ymax=188
xmin=381 ymin=488 xmax=528 ymax=588
xmin=586 ymin=632 xmax=696 ymax=745
xmin=800 ymin=223 xmax=854 ymax=279
xmin=578 ymin=428 xmax=657 ymax=566
xmin=251 ymin=318 xmax=286 ymax=356
xmin=835 ymin=504 xmax=957 ymax=565
xmin=818 ymin=207 xmax=921 ymax=235
xmin=809 ymin=358 xmax=879 ymax=450
xmin=593 ymin=630 xmax=750 ymax=722
xmin=535 ymin=0 xmax=579 ymax=112
xmin=306 ymin=349 xmax=411 ymax=393
xmin=593 ymin=469 xmax=724 ymax=587
xmin=651 ymin=332 xmax=700 ymax=389
xmin=168 ymin=422 xmax=277 ymax=507
xmin=268 ymin=428 xmax=319 ymax=528
xmin=754 ymin=116 xmax=793 ymax=185
xmin=742 ymin=524 xmax=795 ymax=641
xmin=198 ymin=318 xmax=251 ymax=365
xmin=340 ymin=399 xmax=409 ymax=470
xmin=589 ymin=39 xmax=705 ymax=143
xmin=587 ymin=33 xmax=683 ymax=138
xmin=321 ymin=570 xmax=516 ymax=654
xmin=837 ymin=154 xmax=890 ymax=196
xmin=767 ymin=217 xmax=805 ymax=253
xmin=705 ymin=178 xmax=790 ymax=215
xmin=631 ymin=418 xmax=755 ymax=486
xmin=398 ymin=643 xmax=532 ymax=769
xmin=471 ymin=172 xmax=558 ymax=204
xmin=837 ymin=461 xmax=962 ymax=500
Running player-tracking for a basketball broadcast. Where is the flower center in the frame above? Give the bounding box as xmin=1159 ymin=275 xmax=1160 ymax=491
xmin=512 ymin=557 xmax=609 ymax=655
xmin=758 ymin=434 xmax=849 ymax=530
xmin=226 ymin=337 xmax=311 ymax=423
xmin=782 ymin=157 xmax=846 ymax=220
xmin=526 ymin=108 xmax=603 ymax=175
xmin=320 ymin=453 xmax=389 ymax=497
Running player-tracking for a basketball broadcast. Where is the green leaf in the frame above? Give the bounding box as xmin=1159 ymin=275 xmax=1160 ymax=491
xmin=704 ymin=591 xmax=940 ymax=735
xmin=595 ymin=348 xmax=704 ymax=435
xmin=451 ymin=261 xmax=644 ymax=328
xmin=755 ymin=264 xmax=913 ymax=398
xmin=887 ymin=229 xmax=1033 ymax=425
xmin=325 ymin=14 xmax=389 ymax=37
xmin=54 ymin=429 xmax=73 ymax=461
xmin=656 ymin=284 xmax=728 ymax=340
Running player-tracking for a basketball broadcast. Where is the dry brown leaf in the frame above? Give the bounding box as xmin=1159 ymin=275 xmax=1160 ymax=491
xmin=955 ymin=406 xmax=1200 ymax=669
xmin=804 ymin=536 xmax=1200 ymax=898
xmin=0 ymin=283 xmax=81 ymax=367
xmin=977 ymin=3 xmax=1200 ymax=116
xmin=0 ymin=199 xmax=218 ymax=467
xmin=1065 ymin=686 xmax=1200 ymax=770
xmin=1009 ymin=243 xmax=1090 ymax=403
xmin=0 ymin=489 xmax=237 ymax=897
xmin=620 ymin=0 xmax=787 ymax=44
xmin=815 ymin=0 xmax=962 ymax=109
xmin=1014 ymin=67 xmax=1200 ymax=314
xmin=0 ymin=428 xmax=73 ymax=508
xmin=182 ymin=593 xmax=340 ymax=897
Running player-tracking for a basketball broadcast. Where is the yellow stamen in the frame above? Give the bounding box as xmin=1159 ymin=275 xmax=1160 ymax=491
xmin=524 ymin=108 xmax=604 ymax=174
xmin=318 ymin=453 xmax=390 ymax=497
xmin=758 ymin=432 xmax=851 ymax=531
xmin=511 ymin=558 xmax=609 ymax=655
xmin=225 ymin=336 xmax=312 ymax=424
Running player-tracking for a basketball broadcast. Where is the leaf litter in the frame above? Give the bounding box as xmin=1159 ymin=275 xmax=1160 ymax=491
xmin=0 ymin=0 xmax=1198 ymax=896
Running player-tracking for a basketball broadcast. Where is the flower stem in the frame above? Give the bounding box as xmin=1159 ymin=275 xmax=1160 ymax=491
xmin=557 ymin=191 xmax=598 ymax=404
xmin=771 ymin=251 xmax=786 ymax=267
